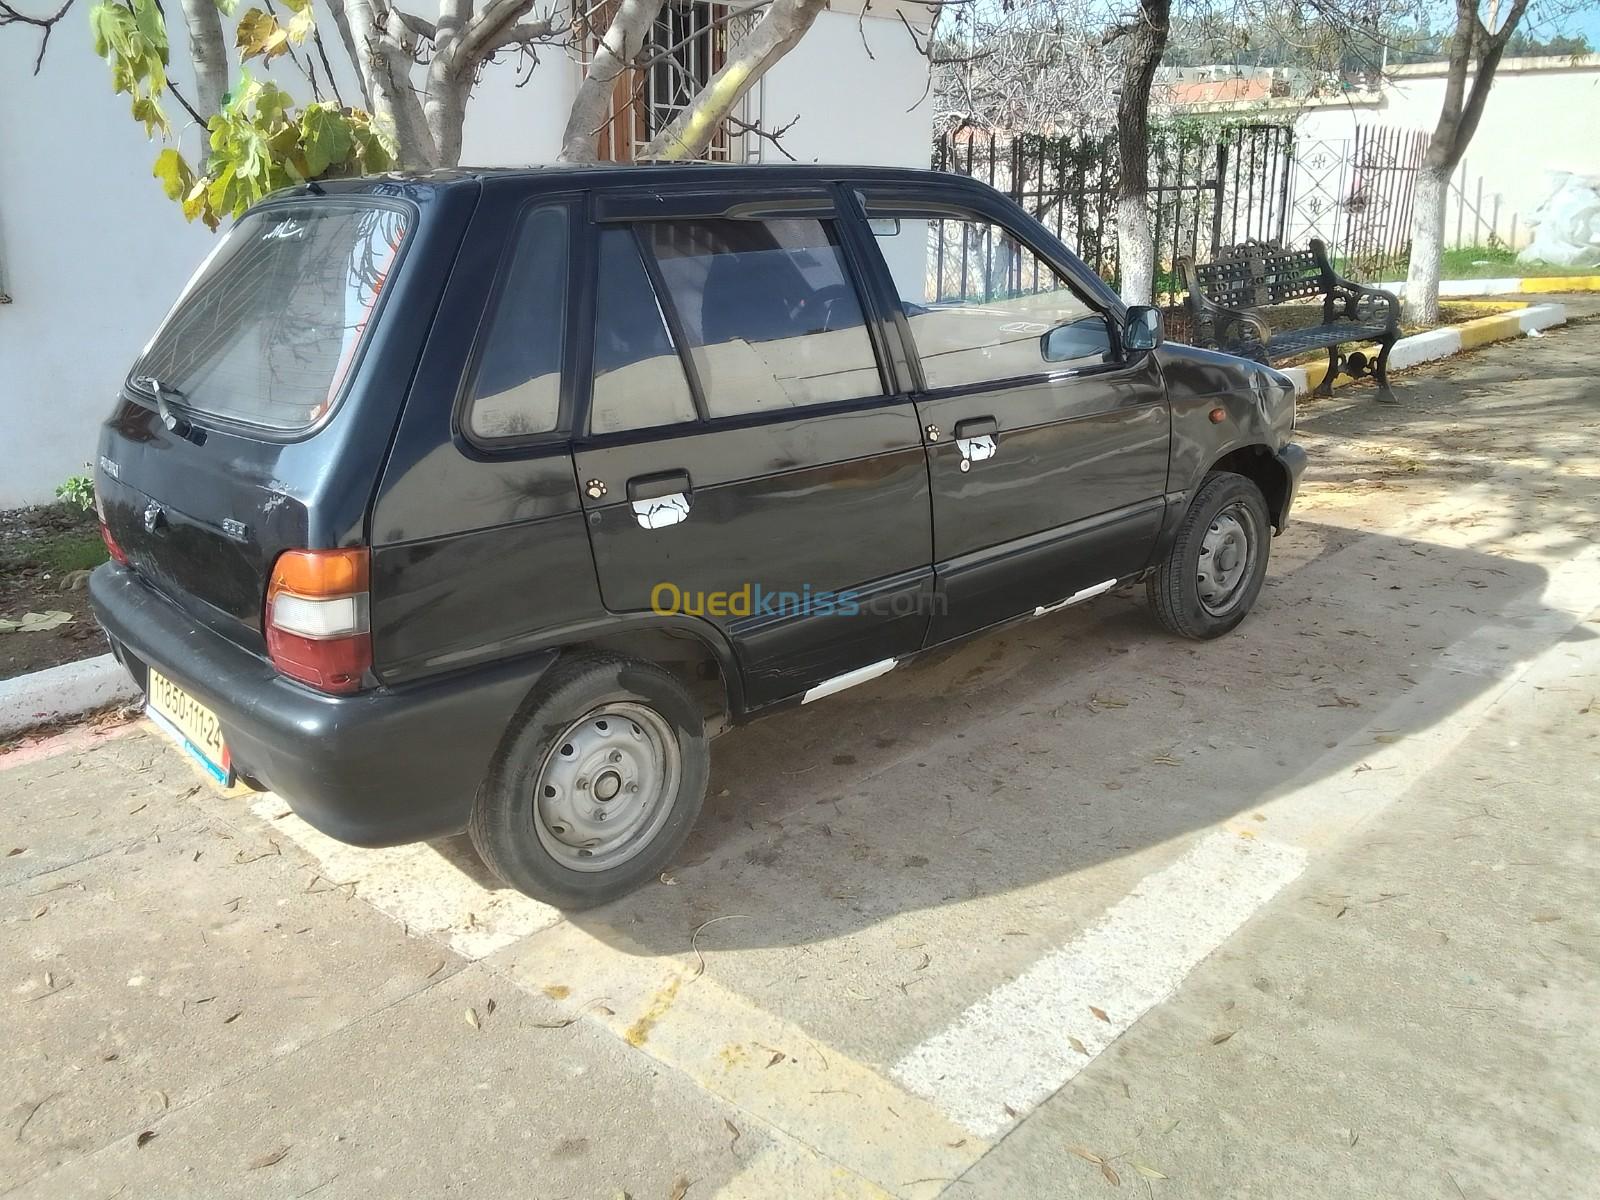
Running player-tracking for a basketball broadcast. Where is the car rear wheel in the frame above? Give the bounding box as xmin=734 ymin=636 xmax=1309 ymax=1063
xmin=1146 ymin=471 xmax=1272 ymax=640
xmin=468 ymin=653 xmax=708 ymax=909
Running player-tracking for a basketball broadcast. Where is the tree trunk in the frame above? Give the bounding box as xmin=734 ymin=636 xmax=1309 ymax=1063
xmin=1403 ymin=0 xmax=1530 ymax=322
xmin=638 ymin=0 xmax=826 ymax=161
xmin=342 ymin=0 xmax=440 ymax=169
xmin=558 ymin=0 xmax=666 ymax=163
xmin=1404 ymin=166 xmax=1450 ymax=325
xmin=324 ymin=0 xmax=373 ymax=110
xmin=178 ymin=0 xmax=229 ymax=118
xmin=1112 ymin=0 xmax=1169 ymax=306
xmin=424 ymin=0 xmax=473 ymax=165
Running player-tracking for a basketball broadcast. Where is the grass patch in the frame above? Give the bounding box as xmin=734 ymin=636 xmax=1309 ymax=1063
xmin=1436 ymin=245 xmax=1583 ymax=279
xmin=0 ymin=504 xmax=108 ymax=577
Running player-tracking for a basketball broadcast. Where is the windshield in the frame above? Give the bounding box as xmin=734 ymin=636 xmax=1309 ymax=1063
xmin=130 ymin=202 xmax=409 ymax=433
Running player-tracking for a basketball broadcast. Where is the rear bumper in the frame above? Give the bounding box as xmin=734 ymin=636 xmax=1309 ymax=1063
xmin=89 ymin=563 xmax=556 ymax=847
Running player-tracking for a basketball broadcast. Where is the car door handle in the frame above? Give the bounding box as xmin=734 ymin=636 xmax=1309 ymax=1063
xmin=953 ymin=417 xmax=999 ymax=470
xmin=627 ymin=470 xmax=692 ymax=529
xmin=954 ymin=416 xmax=997 ymax=439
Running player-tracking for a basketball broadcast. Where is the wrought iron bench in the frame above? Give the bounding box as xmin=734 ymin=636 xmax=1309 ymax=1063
xmin=1178 ymin=239 xmax=1400 ymax=404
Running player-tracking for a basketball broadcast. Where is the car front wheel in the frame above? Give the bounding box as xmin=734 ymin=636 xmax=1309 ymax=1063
xmin=1146 ymin=471 xmax=1272 ymax=640
xmin=468 ymin=653 xmax=709 ymax=909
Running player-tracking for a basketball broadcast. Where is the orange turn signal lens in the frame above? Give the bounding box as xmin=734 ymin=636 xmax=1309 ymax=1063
xmin=268 ymin=547 xmax=369 ymax=598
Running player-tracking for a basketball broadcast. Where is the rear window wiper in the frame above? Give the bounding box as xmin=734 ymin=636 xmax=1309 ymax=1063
xmin=135 ymin=375 xmax=193 ymax=436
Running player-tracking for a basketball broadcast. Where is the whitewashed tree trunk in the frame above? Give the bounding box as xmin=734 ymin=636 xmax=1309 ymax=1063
xmin=1404 ymin=166 xmax=1450 ymax=327
xmin=1110 ymin=0 xmax=1168 ymax=307
xmin=178 ymin=0 xmax=229 ymax=117
xmin=1116 ymin=194 xmax=1155 ymax=307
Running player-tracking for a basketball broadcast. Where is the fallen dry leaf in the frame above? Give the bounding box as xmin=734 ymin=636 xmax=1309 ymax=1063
xmin=1069 ymin=1036 xmax=1089 ymax=1055
xmin=667 ymin=1174 xmax=691 ymax=1200
xmin=1211 ymin=1031 xmax=1236 ymax=1045
xmin=1132 ymin=1162 xmax=1168 ymax=1180
xmin=248 ymin=1146 xmax=290 ymax=1170
xmin=485 ymin=998 xmax=497 ymax=1016
xmin=1089 ymin=1005 xmax=1110 ymax=1023
xmin=465 ymin=1008 xmax=480 ymax=1030
xmin=136 ymin=1130 xmax=157 ymax=1149
xmin=765 ymin=1051 xmax=785 ymax=1068
xmin=1069 ymin=1147 xmax=1104 ymax=1165
xmin=1100 ymin=1161 xmax=1121 ymax=1187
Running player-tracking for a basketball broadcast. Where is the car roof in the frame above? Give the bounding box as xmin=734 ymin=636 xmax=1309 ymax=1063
xmin=304 ymin=161 xmax=972 ymax=198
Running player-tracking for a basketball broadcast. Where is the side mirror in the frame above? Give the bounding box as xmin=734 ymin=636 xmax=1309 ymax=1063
xmin=1040 ymin=315 xmax=1115 ymax=364
xmin=1123 ymin=305 xmax=1164 ymax=353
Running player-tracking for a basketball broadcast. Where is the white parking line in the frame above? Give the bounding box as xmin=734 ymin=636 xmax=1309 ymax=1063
xmin=891 ymin=831 xmax=1308 ymax=1137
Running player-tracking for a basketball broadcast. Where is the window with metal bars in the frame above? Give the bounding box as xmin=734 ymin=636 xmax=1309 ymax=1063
xmin=587 ymin=0 xmax=759 ymax=162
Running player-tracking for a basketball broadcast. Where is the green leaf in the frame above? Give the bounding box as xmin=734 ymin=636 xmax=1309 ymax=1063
xmin=280 ymin=0 xmax=312 ymax=14
xmin=214 ymin=0 xmax=240 ymax=14
xmin=130 ymin=94 xmax=169 ymax=137
xmin=152 ymin=148 xmax=194 ymax=200
xmin=131 ymin=0 xmax=168 ymax=63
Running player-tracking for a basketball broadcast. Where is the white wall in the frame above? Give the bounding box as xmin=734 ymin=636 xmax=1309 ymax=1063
xmin=0 ymin=4 xmax=931 ymax=507
xmin=758 ymin=6 xmax=935 ymax=168
xmin=1289 ymin=57 xmax=1600 ymax=250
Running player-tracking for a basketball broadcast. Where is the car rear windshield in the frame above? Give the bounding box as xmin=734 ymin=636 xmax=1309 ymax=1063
xmin=130 ymin=202 xmax=409 ymax=433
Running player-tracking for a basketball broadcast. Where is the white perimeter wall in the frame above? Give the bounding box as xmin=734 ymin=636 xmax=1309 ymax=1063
xmin=0 ymin=4 xmax=932 ymax=507
xmin=1290 ymin=57 xmax=1600 ymax=249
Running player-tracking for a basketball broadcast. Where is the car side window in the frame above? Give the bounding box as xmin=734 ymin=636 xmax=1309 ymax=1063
xmin=866 ymin=205 xmax=1113 ymax=390
xmin=466 ymin=205 xmax=569 ymax=441
xmin=640 ymin=217 xmax=883 ymax=417
xmin=589 ymin=228 xmax=699 ymax=436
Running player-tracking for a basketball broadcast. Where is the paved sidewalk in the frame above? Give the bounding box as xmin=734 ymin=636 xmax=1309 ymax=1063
xmin=4 ymin=312 xmax=1597 ymax=1198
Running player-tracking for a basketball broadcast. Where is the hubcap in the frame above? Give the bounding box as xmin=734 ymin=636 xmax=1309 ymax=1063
xmin=1197 ymin=504 xmax=1256 ymax=616
xmin=531 ymin=703 xmax=680 ymax=873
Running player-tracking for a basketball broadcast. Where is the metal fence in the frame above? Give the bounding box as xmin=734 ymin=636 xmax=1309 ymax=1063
xmin=934 ymin=124 xmax=1295 ymax=306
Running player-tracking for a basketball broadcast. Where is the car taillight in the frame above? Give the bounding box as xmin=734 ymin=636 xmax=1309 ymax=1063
xmin=94 ymin=486 xmax=129 ymax=565
xmin=265 ymin=548 xmax=371 ymax=695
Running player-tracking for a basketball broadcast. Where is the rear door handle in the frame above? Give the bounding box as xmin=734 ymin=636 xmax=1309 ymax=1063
xmin=953 ymin=416 xmax=999 ymax=469
xmin=627 ymin=470 xmax=692 ymax=529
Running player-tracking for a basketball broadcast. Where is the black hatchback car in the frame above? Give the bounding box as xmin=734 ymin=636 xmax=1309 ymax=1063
xmin=90 ymin=164 xmax=1304 ymax=908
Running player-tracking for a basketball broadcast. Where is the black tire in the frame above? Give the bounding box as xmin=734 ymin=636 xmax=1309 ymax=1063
xmin=1146 ymin=471 xmax=1272 ymax=640
xmin=468 ymin=653 xmax=709 ymax=909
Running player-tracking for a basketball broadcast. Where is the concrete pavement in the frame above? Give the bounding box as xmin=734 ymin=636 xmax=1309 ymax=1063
xmin=3 ymin=310 xmax=1597 ymax=1198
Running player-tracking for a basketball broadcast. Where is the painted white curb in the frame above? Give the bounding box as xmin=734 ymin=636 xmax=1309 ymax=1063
xmin=0 ymin=653 xmax=138 ymax=738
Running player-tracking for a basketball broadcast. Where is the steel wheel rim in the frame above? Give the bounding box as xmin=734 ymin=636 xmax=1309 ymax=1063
xmin=1196 ymin=503 xmax=1256 ymax=617
xmin=532 ymin=702 xmax=681 ymax=873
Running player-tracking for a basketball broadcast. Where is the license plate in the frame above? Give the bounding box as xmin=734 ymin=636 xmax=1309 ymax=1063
xmin=146 ymin=667 xmax=234 ymax=785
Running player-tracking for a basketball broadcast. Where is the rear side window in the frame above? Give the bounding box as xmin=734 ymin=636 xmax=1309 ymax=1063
xmin=132 ymin=203 xmax=408 ymax=432
xmin=589 ymin=228 xmax=698 ymax=435
xmin=466 ymin=205 xmax=569 ymax=441
xmin=642 ymin=218 xmax=883 ymax=416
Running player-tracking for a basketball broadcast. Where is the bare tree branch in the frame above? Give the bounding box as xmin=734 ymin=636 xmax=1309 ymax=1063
xmin=1 ymin=0 xmax=75 ymax=74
